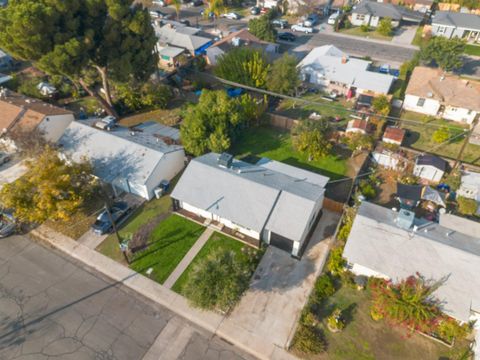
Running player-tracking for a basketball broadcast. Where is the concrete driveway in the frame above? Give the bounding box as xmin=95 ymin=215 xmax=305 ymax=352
xmin=218 ymin=210 xmax=341 ymax=351
xmin=392 ymin=25 xmax=418 ymax=45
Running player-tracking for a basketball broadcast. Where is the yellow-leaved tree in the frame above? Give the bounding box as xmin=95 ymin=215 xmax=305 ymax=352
xmin=0 ymin=146 xmax=96 ymax=223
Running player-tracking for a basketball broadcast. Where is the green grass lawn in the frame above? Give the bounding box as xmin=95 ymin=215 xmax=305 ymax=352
xmin=399 ymin=111 xmax=480 ymax=165
xmin=277 ymin=93 xmax=353 ymax=125
xmin=96 ymin=195 xmax=173 ymax=264
xmin=291 ymin=285 xmax=471 ymax=360
xmin=129 ymin=214 xmax=205 ymax=284
xmin=411 ymin=25 xmax=429 ymax=47
xmin=63 ymin=97 xmax=101 ymax=116
xmin=315 ymin=286 xmax=472 ymax=360
xmin=339 ymin=27 xmax=393 ymax=41
xmin=171 ymin=232 xmax=248 ymax=294
xmin=464 ymin=44 xmax=480 ymax=56
xmin=230 ymin=126 xmax=348 ymax=180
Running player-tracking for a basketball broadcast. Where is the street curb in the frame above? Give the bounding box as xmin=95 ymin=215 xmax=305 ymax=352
xmin=31 ymin=225 xmax=298 ymax=360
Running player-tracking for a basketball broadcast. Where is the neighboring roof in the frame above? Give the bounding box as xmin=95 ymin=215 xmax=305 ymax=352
xmin=156 ymin=24 xmax=211 ymax=52
xmin=298 ymin=45 xmax=394 ymax=94
xmin=353 ymin=0 xmax=424 ymax=22
xmin=416 ymin=154 xmax=447 ymax=171
xmin=383 ymin=126 xmax=405 ymax=143
xmin=406 ymin=66 xmax=480 ymax=111
xmin=158 ymin=46 xmax=185 ymax=58
xmin=343 ymin=201 xmax=480 ymax=322
xmin=396 ymin=183 xmax=423 ymax=201
xmin=347 ymin=118 xmax=368 ymax=131
xmin=0 ymin=90 xmax=73 ymax=133
xmin=460 ymin=170 xmax=480 ymax=195
xmin=59 ymin=121 xmax=183 ymax=186
xmin=171 ymin=153 xmax=327 ymax=239
xmin=433 ymin=11 xmax=480 ymax=31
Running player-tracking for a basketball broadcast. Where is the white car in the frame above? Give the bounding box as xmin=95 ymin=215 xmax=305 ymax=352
xmin=222 ymin=12 xmax=240 ymax=20
xmin=152 ymin=0 xmax=166 ymax=6
xmin=328 ymin=12 xmax=341 ymax=25
xmin=291 ymin=24 xmax=313 ymax=33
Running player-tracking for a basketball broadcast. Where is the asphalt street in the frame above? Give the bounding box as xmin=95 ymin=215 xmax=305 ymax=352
xmin=0 ymin=235 xmax=254 ymax=360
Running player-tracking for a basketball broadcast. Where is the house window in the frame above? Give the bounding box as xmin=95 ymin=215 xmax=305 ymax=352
xmin=450 ymin=107 xmax=457 ymax=112
xmin=468 ymin=109 xmax=473 ymax=115
xmin=356 ymin=14 xmax=366 ymax=21
xmin=437 ymin=26 xmax=447 ymax=34
xmin=416 ymin=98 xmax=425 ymax=107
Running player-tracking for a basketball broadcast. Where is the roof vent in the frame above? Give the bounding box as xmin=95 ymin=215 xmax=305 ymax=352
xmin=427 ymin=92 xmax=433 ymax=98
xmin=440 ymin=75 xmax=445 ymax=81
xmin=218 ymin=153 xmax=233 ymax=168
xmin=396 ymin=209 xmax=415 ymax=230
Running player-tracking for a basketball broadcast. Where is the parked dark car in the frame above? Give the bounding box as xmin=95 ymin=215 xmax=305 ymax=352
xmin=250 ymin=6 xmax=260 ymax=15
xmin=179 ymin=19 xmax=191 ymax=26
xmin=91 ymin=202 xmax=132 ymax=235
xmin=0 ymin=212 xmax=16 ymax=238
xmin=192 ymin=0 xmax=203 ymax=6
xmin=277 ymin=32 xmax=296 ymax=42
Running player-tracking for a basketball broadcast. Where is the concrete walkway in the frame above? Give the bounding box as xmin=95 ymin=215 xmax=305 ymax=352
xmin=163 ymin=227 xmax=214 ymax=289
xmin=77 ymin=229 xmax=108 ymax=249
xmin=31 ymin=225 xmax=298 ymax=360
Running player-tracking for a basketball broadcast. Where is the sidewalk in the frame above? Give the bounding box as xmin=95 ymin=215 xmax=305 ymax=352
xmin=163 ymin=227 xmax=213 ymax=289
xmin=31 ymin=225 xmax=298 ymax=360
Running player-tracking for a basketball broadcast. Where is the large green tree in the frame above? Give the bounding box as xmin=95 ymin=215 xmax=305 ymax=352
xmin=420 ymin=37 xmax=465 ymax=71
xmin=267 ymin=53 xmax=300 ymax=95
xmin=0 ymin=0 xmax=158 ymax=116
xmin=248 ymin=13 xmax=277 ymax=42
xmin=292 ymin=120 xmax=332 ymax=160
xmin=214 ymin=47 xmax=270 ymax=88
xmin=0 ymin=146 xmax=95 ymax=223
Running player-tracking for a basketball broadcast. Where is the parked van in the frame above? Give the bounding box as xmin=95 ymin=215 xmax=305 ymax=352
xmin=303 ymin=13 xmax=319 ymax=27
xmin=328 ymin=12 xmax=340 ymax=25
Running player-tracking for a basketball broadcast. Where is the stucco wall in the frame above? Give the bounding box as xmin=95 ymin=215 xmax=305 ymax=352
xmin=351 ymin=13 xmax=371 ymax=26
xmin=443 ymin=106 xmax=477 ymax=124
xmin=413 ymin=164 xmax=444 ymax=182
xmin=403 ymin=94 xmax=440 ymax=116
xmin=38 ymin=114 xmax=74 ymax=142
xmin=145 ymin=149 xmax=185 ymax=200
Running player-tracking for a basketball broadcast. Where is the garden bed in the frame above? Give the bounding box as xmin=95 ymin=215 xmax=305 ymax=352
xmin=230 ymin=126 xmax=348 ymax=180
xmin=338 ymin=27 xmax=393 ymax=41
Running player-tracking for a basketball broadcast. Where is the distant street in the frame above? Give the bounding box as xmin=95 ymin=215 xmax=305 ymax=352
xmin=0 ymin=235 xmax=254 ymax=360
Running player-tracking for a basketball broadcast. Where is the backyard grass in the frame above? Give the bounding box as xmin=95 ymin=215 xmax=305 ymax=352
xmin=230 ymin=126 xmax=348 ymax=180
xmin=292 ymin=286 xmax=472 ymax=360
xmin=96 ymin=195 xmax=173 ymax=263
xmin=277 ymin=93 xmax=353 ymax=125
xmin=339 ymin=27 xmax=393 ymax=41
xmin=464 ymin=44 xmax=480 ymax=57
xmin=63 ymin=97 xmax=102 ymax=117
xmin=119 ymin=100 xmax=184 ymax=127
xmin=171 ymin=232 xmax=249 ymax=295
xmin=128 ymin=214 xmax=205 ymax=284
xmin=399 ymin=111 xmax=480 ymax=165
xmin=45 ymin=195 xmax=105 ymax=240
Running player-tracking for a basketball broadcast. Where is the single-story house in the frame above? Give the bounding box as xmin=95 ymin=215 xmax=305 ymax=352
xmin=372 ymin=150 xmax=405 ymax=170
xmin=379 ymin=0 xmax=434 ymax=14
xmin=457 ymin=170 xmax=480 ymax=213
xmin=396 ymin=182 xmax=423 ymax=208
xmin=343 ymin=201 xmax=480 ymax=324
xmin=59 ymin=120 xmax=185 ymax=200
xmin=403 ymin=66 xmax=480 ymax=125
xmin=382 ymin=126 xmax=405 ymax=145
xmin=346 ymin=118 xmax=369 ymax=134
xmin=431 ymin=11 xmax=480 ymax=41
xmin=155 ymin=23 xmax=212 ymax=56
xmin=158 ymin=46 xmax=185 ymax=68
xmin=351 ymin=0 xmax=424 ymax=28
xmin=206 ymin=29 xmax=279 ymax=65
xmin=413 ymin=154 xmax=447 ymax=183
xmin=298 ymin=45 xmax=395 ymax=97
xmin=0 ymin=49 xmax=13 ymax=72
xmin=171 ymin=153 xmax=329 ymax=257
xmin=0 ymin=90 xmax=74 ymax=143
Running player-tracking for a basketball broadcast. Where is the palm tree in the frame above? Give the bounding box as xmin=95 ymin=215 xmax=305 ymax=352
xmin=170 ymin=0 xmax=181 ymax=21
xmin=205 ymin=0 xmax=225 ymax=32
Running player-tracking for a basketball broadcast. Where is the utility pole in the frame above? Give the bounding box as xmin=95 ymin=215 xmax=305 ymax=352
xmin=453 ymin=118 xmax=478 ymax=170
xmin=104 ymin=202 xmax=129 ymax=264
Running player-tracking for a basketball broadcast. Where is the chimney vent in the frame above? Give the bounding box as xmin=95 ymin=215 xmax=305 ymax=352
xmin=218 ymin=152 xmax=233 ymax=168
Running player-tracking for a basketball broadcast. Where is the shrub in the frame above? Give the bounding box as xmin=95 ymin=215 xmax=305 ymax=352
xmin=432 ymin=126 xmax=451 ymax=144
xmin=359 ymin=180 xmax=377 ymax=199
xmin=327 ymin=247 xmax=346 ymax=275
xmin=337 ymin=206 xmax=356 ymax=242
xmin=292 ymin=324 xmax=326 ymax=354
xmin=435 ymin=318 xmax=470 ymax=343
xmin=457 ymin=196 xmax=478 ymax=216
xmin=377 ymin=17 xmax=393 ymax=37
xmin=313 ymin=274 xmax=335 ymax=300
xmin=327 ymin=309 xmax=345 ymax=332
xmin=360 ymin=24 xmax=370 ymax=32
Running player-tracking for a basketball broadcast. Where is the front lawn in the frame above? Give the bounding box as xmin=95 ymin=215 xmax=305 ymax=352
xmin=339 ymin=27 xmax=393 ymax=41
xmin=464 ymin=44 xmax=480 ymax=56
xmin=230 ymin=126 xmax=348 ymax=180
xmin=129 ymin=214 xmax=205 ymax=284
xmin=399 ymin=111 xmax=480 ymax=165
xmin=172 ymin=232 xmax=251 ymax=295
xmin=411 ymin=25 xmax=429 ymax=47
xmin=292 ymin=285 xmax=472 ymax=359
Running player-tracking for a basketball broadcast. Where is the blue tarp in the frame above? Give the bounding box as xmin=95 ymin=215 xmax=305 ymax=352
xmin=194 ymin=41 xmax=213 ymax=56
xmin=226 ymin=88 xmax=245 ymax=98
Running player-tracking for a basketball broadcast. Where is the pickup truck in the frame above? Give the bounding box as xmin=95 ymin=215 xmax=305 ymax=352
xmin=291 ymin=24 xmax=314 ymax=33
xmin=91 ymin=202 xmax=132 ymax=235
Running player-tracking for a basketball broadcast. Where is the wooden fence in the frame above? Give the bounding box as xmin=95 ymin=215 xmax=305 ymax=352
xmin=267 ymin=113 xmax=299 ymax=130
xmin=323 ymin=197 xmax=345 ymax=214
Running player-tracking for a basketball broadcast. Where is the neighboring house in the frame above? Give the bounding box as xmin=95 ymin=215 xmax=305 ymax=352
xmin=403 ymin=66 xmax=480 ymax=125
xmin=458 ymin=170 xmax=480 ymax=207
xmin=379 ymin=0 xmax=434 ymax=13
xmin=0 ymin=50 xmax=13 ymax=72
xmin=413 ymin=154 xmax=447 ymax=182
xmin=343 ymin=201 xmax=480 ymax=324
xmin=372 ymin=150 xmax=405 ymax=170
xmin=351 ymin=0 xmax=424 ymax=28
xmin=396 ymin=182 xmax=423 ymax=209
xmin=298 ymin=45 xmax=395 ymax=97
xmin=382 ymin=126 xmax=405 ymax=145
xmin=155 ymin=23 xmax=212 ymax=56
xmin=206 ymin=29 xmax=279 ymax=65
xmin=0 ymin=90 xmax=74 ymax=143
xmin=431 ymin=11 xmax=480 ymax=41
xmin=158 ymin=46 xmax=185 ymax=69
xmin=171 ymin=153 xmax=329 ymax=257
xmin=346 ymin=118 xmax=369 ymax=134
xmin=59 ymin=120 xmax=185 ymax=200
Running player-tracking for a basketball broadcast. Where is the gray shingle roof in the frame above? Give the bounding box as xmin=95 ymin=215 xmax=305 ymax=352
xmin=171 ymin=153 xmax=327 ymax=240
xmin=343 ymin=201 xmax=480 ymax=322
xmin=433 ymin=11 xmax=480 ymax=31
xmin=416 ymin=154 xmax=447 ymax=171
xmin=353 ymin=0 xmax=424 ymax=22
